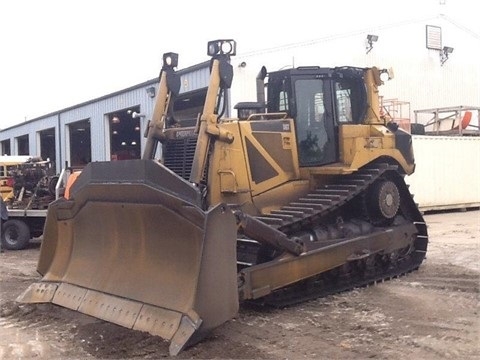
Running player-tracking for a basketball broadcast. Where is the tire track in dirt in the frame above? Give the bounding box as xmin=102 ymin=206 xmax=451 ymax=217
xmin=0 ymin=210 xmax=478 ymax=359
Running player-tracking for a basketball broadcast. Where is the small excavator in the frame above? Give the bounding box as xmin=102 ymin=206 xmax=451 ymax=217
xmin=19 ymin=39 xmax=428 ymax=355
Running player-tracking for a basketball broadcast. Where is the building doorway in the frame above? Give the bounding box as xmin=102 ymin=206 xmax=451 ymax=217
xmin=108 ymin=106 xmax=141 ymax=161
xmin=68 ymin=119 xmax=91 ymax=167
xmin=16 ymin=135 xmax=29 ymax=155
xmin=1 ymin=139 xmax=10 ymax=155
xmin=39 ymin=128 xmax=56 ymax=167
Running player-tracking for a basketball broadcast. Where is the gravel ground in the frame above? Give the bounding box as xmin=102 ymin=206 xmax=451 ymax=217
xmin=0 ymin=209 xmax=479 ymax=359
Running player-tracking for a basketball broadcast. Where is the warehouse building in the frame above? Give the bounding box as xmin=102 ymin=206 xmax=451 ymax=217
xmin=1 ymin=14 xmax=478 ymax=175
xmin=0 ymin=62 xmax=211 ymax=173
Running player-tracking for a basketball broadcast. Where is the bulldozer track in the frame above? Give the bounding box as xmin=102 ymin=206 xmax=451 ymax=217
xmin=258 ymin=163 xmax=403 ymax=231
xmin=244 ymin=163 xmax=428 ymax=307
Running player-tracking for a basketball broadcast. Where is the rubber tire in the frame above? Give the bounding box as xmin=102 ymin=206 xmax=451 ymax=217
xmin=48 ymin=176 xmax=59 ymax=196
xmin=2 ymin=219 xmax=31 ymax=250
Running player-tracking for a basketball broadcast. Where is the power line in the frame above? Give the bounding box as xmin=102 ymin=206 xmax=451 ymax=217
xmin=237 ymin=14 xmax=479 ymax=59
xmin=440 ymin=14 xmax=480 ymax=39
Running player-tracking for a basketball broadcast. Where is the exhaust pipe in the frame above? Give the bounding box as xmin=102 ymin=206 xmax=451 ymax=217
xmin=256 ymin=66 xmax=267 ymax=112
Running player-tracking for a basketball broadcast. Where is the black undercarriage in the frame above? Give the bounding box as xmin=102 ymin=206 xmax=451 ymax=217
xmin=236 ymin=163 xmax=428 ymax=306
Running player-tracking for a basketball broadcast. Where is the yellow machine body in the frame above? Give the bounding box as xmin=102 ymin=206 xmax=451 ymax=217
xmin=19 ymin=41 xmax=427 ymax=356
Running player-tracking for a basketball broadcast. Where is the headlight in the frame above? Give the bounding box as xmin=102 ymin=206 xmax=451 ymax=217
xmin=207 ymin=39 xmax=236 ymax=56
xmin=162 ymin=52 xmax=178 ymax=68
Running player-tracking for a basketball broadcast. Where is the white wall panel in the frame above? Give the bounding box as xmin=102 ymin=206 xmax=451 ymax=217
xmin=406 ymin=135 xmax=480 ymax=211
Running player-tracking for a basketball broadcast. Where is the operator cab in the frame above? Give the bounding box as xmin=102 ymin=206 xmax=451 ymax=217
xmin=266 ymin=67 xmax=368 ymax=167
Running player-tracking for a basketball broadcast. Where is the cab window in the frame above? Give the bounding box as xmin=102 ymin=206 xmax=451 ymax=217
xmin=333 ymin=76 xmax=367 ymax=124
xmin=294 ymin=79 xmax=330 ymax=165
xmin=335 ymin=83 xmax=353 ymax=123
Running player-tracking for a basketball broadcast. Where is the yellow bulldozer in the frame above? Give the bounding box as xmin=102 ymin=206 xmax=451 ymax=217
xmin=18 ymin=40 xmax=428 ymax=356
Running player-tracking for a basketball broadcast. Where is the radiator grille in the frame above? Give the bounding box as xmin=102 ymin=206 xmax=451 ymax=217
xmin=163 ymin=136 xmax=198 ymax=180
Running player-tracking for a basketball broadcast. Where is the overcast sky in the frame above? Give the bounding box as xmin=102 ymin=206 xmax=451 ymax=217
xmin=0 ymin=0 xmax=476 ymax=129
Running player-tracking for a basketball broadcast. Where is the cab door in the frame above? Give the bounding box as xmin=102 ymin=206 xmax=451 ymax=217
xmin=294 ymin=78 xmax=337 ymax=166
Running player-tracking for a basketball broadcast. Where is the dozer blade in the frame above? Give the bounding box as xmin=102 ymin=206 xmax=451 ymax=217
xmin=17 ymin=159 xmax=239 ymax=356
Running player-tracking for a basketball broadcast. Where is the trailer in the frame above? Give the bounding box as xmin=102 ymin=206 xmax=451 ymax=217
xmin=1 ymin=166 xmax=71 ymax=250
xmin=406 ymin=135 xmax=480 ymax=212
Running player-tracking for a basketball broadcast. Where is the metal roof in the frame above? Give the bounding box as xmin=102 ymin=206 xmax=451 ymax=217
xmin=2 ymin=61 xmax=210 ymax=132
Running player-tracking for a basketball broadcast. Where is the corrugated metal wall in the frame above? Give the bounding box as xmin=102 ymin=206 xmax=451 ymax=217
xmin=179 ymin=64 xmax=210 ymax=94
xmin=59 ymin=86 xmax=157 ymax=165
xmin=0 ymin=62 xmax=211 ymax=173
xmin=0 ymin=115 xmax=58 ymax=156
xmin=0 ymin=82 xmax=161 ymax=173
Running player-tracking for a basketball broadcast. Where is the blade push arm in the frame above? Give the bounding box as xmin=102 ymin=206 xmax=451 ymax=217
xmin=189 ymin=40 xmax=236 ymax=185
xmin=142 ymin=53 xmax=181 ymax=160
